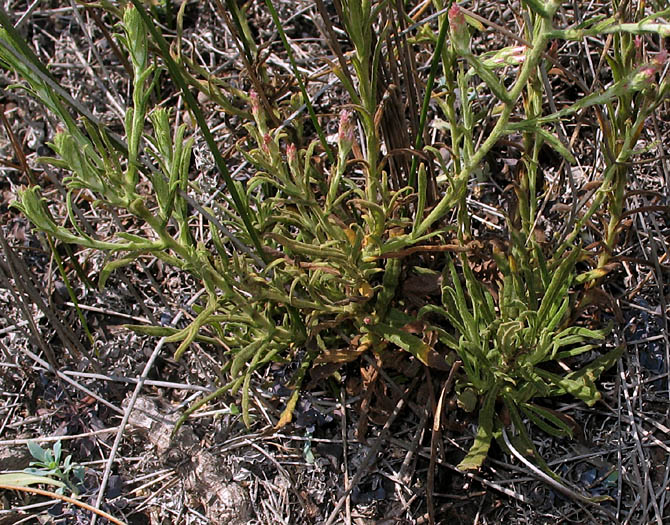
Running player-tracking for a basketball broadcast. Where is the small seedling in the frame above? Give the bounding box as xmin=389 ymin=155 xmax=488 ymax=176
xmin=24 ymin=440 xmax=84 ymax=496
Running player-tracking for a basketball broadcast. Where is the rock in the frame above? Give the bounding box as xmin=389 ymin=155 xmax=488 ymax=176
xmin=183 ymin=450 xmax=250 ymax=525
xmin=0 ymin=444 xmax=32 ymax=471
xmin=126 ymin=396 xmax=250 ymax=523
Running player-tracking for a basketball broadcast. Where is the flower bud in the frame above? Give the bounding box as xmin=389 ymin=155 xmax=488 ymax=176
xmin=261 ymin=133 xmax=272 ymax=155
xmin=448 ymin=4 xmax=470 ymax=52
xmin=338 ymin=110 xmax=354 ymax=146
xmin=286 ymin=143 xmax=296 ymax=163
xmin=250 ymin=90 xmax=260 ymax=119
xmin=483 ymin=45 xmax=526 ymax=68
xmin=337 ymin=109 xmax=355 ymax=160
xmin=123 ymin=6 xmax=147 ymax=73
xmin=631 ymin=49 xmax=668 ymax=90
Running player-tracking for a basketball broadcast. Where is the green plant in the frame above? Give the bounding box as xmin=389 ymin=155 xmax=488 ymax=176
xmin=24 ymin=440 xmax=84 ymax=496
xmin=423 ymin=245 xmax=622 ymax=471
xmin=2 ymin=0 xmax=669 ymax=483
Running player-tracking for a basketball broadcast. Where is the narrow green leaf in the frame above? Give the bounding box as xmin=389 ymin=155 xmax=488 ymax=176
xmin=458 ymin=387 xmax=498 ymax=470
xmin=520 ymin=403 xmax=574 ymax=438
xmin=99 ymin=255 xmax=139 ymax=290
xmin=127 ymin=0 xmax=268 ymax=265
xmin=536 ymin=247 xmax=579 ymax=327
xmin=536 ymin=128 xmax=576 ymax=164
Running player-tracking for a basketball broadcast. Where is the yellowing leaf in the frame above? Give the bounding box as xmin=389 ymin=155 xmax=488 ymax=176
xmin=358 ymin=281 xmax=374 ymax=298
xmin=0 ymin=472 xmax=65 ymax=489
xmin=313 ymin=344 xmax=369 ymax=365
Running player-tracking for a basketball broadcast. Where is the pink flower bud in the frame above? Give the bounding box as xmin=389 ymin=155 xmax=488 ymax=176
xmin=286 ymin=143 xmax=296 ymax=163
xmin=654 ymin=48 xmax=668 ymax=68
xmin=249 ymin=90 xmax=260 ymax=116
xmin=338 ymin=109 xmax=355 ymax=154
xmin=261 ymin=133 xmax=272 ymax=155
xmin=639 ymin=49 xmax=667 ymax=81
xmin=448 ymin=4 xmax=470 ymax=52
xmin=250 ymin=90 xmax=268 ymax=134
xmin=630 ymin=49 xmax=668 ymax=90
xmin=448 ymin=4 xmax=465 ymax=28
xmin=338 ymin=110 xmax=354 ymax=141
xmin=486 ymin=45 xmax=526 ymax=67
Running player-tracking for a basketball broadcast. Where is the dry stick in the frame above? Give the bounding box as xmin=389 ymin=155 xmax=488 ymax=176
xmin=0 ymin=248 xmax=61 ymax=377
xmin=243 ymin=439 xmax=314 ymax=518
xmin=620 ymin=353 xmax=663 ymax=525
xmin=0 ymin=228 xmax=95 ymax=368
xmin=0 ymin=380 xmax=26 ymax=436
xmin=0 ymin=104 xmax=36 ymax=185
xmin=651 ymin=112 xmax=670 ymax=193
xmin=397 ymin=406 xmax=428 ymax=487
xmin=643 ymin=213 xmax=670 ymax=403
xmin=616 ymin=358 xmax=625 ymax=521
xmin=61 ymin=370 xmax=213 ymax=393
xmin=62 ymin=302 xmax=150 ymax=324
xmin=131 ymin=477 xmax=180 ymax=514
xmin=427 ymin=362 xmax=460 ymax=525
xmin=626 ymin=252 xmax=669 ymax=300
xmin=85 ymin=5 xmax=133 ymax=77
xmin=652 ymin=454 xmax=670 ymax=521
xmin=13 ymin=0 xmax=40 ymax=29
xmin=339 ymin=388 xmax=351 ymax=525
xmin=637 ymin=215 xmax=670 ymax=518
xmin=646 ymin=125 xmax=670 ymax=513
xmin=501 ymin=427 xmax=616 ymax=522
xmin=0 ymin=338 xmax=124 ymax=416
xmin=66 ymin=0 xmax=126 ymax=119
xmin=90 ymin=336 xmax=169 ymax=525
xmin=0 ymin=320 xmax=29 ymax=335
xmin=0 ymin=484 xmax=127 ymax=525
xmin=0 ymin=427 xmax=119 ymax=447
xmin=424 ymin=368 xmax=437 ymax=525
xmin=130 ymin=470 xmax=175 ymax=497
xmin=392 ymin=436 xmax=531 ymax=503
xmin=90 ymin=288 xmax=205 ymax=525
xmin=323 ymin=381 xmax=413 ymax=525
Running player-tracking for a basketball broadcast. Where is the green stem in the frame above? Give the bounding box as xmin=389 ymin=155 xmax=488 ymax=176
xmin=414 ymin=11 xmax=557 ymax=238
xmin=263 ymin=0 xmax=335 ymax=165
xmin=128 ymin=0 xmax=269 ymax=265
xmin=409 ymin=12 xmax=450 ymax=189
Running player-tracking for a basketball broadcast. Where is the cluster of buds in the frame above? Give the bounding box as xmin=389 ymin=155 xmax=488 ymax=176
xmin=641 ymin=48 xmax=668 ymax=80
xmin=285 ymin=142 xmax=300 ymax=179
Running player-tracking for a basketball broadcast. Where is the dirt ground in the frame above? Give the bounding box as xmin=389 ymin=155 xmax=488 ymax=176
xmin=1 ymin=1 xmax=670 ymax=524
